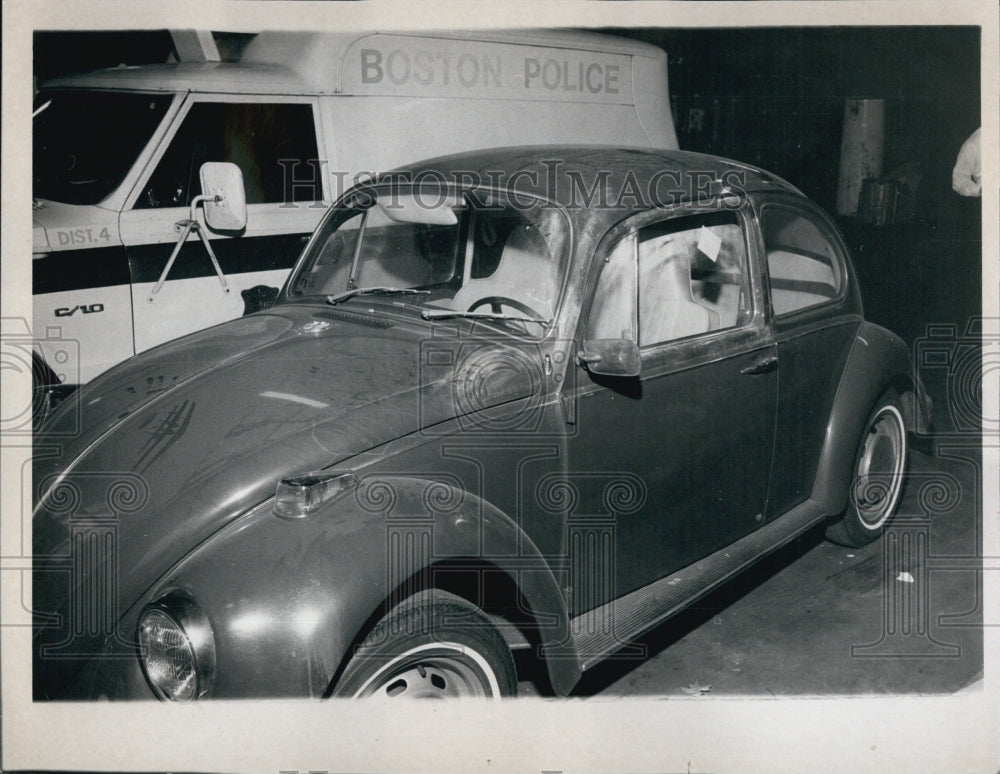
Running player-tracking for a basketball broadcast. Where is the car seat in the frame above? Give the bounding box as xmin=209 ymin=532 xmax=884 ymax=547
xmin=449 ymin=220 xmax=560 ymax=320
xmin=640 ymin=233 xmax=720 ymax=343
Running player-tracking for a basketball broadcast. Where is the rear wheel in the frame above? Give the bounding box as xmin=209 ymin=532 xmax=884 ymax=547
xmin=332 ymin=590 xmax=517 ymax=699
xmin=826 ymin=392 xmax=908 ymax=547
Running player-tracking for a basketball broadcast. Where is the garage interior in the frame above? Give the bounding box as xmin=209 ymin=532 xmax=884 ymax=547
xmin=33 ymin=26 xmax=985 ymax=697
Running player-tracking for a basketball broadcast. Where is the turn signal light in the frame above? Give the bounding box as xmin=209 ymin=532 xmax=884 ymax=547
xmin=273 ymin=471 xmax=359 ymax=519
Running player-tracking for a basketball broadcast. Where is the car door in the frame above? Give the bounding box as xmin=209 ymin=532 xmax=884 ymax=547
xmin=755 ymin=198 xmax=861 ymax=518
xmin=562 ymin=205 xmax=778 ymax=615
xmin=119 ymin=96 xmax=329 ymax=354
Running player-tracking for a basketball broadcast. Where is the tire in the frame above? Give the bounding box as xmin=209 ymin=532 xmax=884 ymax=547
xmin=332 ymin=590 xmax=517 ymax=699
xmin=826 ymin=391 xmax=908 ymax=547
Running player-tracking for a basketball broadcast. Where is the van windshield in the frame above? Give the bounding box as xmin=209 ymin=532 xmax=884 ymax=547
xmin=33 ymin=90 xmax=173 ymax=205
xmin=289 ymin=186 xmax=570 ymax=335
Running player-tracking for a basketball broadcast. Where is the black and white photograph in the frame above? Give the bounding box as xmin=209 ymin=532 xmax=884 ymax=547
xmin=2 ymin=1 xmax=997 ymax=772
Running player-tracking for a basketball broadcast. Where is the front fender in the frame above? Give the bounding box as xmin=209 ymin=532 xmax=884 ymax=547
xmin=810 ymin=321 xmax=926 ymax=514
xmin=131 ymin=474 xmax=576 ymax=699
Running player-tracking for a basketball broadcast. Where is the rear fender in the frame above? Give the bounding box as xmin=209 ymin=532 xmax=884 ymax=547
xmin=810 ymin=322 xmax=926 ymax=514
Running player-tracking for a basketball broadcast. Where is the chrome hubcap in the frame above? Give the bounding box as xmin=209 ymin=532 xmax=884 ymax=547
xmin=352 ymin=643 xmax=501 ymax=700
xmin=854 ymin=405 xmax=906 ymax=528
xmin=372 ymin=660 xmax=484 ymax=699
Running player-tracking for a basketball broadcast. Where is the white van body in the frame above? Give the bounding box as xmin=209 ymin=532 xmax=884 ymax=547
xmin=32 ymin=29 xmax=678 ymax=386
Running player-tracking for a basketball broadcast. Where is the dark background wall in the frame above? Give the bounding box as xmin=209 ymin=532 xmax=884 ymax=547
xmin=608 ymin=26 xmax=981 ymax=223
xmin=34 ymin=31 xmax=176 ymax=81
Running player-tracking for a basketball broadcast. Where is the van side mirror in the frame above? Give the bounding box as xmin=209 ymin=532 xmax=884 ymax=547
xmin=577 ymin=338 xmax=641 ymax=378
xmin=199 ymin=162 xmax=247 ymax=232
xmin=147 ymin=162 xmax=246 ymax=303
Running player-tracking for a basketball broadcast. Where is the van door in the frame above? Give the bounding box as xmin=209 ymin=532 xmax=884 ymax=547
xmin=119 ymin=96 xmax=329 ymax=353
xmin=32 ymin=89 xmax=178 ymax=385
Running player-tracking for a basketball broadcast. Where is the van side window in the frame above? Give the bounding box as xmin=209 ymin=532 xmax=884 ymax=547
xmin=136 ymin=102 xmax=321 ymax=209
xmin=34 ymin=91 xmax=173 ymax=206
xmin=761 ymin=207 xmax=844 ymax=316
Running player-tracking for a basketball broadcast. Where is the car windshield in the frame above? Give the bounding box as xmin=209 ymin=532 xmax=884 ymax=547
xmin=289 ymin=186 xmax=571 ymax=335
xmin=33 ymin=90 xmax=173 ymax=205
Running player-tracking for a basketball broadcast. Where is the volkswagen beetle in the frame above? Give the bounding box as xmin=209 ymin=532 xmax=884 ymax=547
xmin=33 ymin=147 xmax=929 ymax=700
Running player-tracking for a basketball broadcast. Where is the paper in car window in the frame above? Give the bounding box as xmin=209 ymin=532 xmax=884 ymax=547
xmin=697 ymin=226 xmax=722 ymax=263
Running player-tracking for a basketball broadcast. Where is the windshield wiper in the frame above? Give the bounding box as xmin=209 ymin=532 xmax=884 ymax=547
xmin=327 ymin=287 xmax=431 ymax=305
xmin=421 ymin=308 xmax=550 ymax=328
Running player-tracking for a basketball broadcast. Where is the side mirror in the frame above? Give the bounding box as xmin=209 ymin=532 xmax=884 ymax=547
xmin=577 ymin=338 xmax=641 ymax=378
xmin=199 ymin=162 xmax=247 ymax=232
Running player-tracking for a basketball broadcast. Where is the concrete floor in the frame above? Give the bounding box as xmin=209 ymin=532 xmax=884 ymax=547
xmin=519 ymin=213 xmax=986 ymax=697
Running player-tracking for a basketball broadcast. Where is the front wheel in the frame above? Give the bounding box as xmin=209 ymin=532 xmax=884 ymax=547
xmin=826 ymin=391 xmax=908 ymax=547
xmin=332 ymin=590 xmax=517 ymax=699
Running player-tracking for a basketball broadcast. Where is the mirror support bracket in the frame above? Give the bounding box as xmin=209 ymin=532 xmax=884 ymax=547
xmin=147 ymin=200 xmax=230 ymax=303
xmin=147 ymin=159 xmax=247 ymax=303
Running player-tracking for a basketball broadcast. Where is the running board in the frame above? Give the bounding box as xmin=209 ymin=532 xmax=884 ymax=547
xmin=570 ymin=499 xmax=828 ymax=671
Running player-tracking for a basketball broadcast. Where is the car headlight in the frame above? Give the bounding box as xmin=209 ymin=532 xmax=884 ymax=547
xmin=137 ymin=593 xmax=215 ymax=702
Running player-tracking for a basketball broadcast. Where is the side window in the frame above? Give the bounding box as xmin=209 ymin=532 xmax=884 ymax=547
xmin=136 ymin=102 xmax=320 ymax=209
xmin=638 ymin=211 xmax=749 ymax=346
xmin=761 ymin=207 xmax=844 ymax=316
xmin=587 ymin=210 xmax=751 ymax=348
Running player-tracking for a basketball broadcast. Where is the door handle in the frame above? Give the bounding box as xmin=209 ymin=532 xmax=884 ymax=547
xmin=741 ymin=355 xmax=779 ymax=375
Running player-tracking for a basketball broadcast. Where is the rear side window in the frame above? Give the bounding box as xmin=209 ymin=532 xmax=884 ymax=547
xmin=761 ymin=207 xmax=844 ymax=316
xmin=136 ymin=102 xmax=320 ymax=209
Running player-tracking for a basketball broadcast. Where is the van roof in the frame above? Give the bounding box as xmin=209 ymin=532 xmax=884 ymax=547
xmin=42 ymin=29 xmax=668 ymax=96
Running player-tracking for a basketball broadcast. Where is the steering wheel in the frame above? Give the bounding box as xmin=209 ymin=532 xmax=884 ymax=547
xmin=467 ymin=296 xmax=542 ymax=319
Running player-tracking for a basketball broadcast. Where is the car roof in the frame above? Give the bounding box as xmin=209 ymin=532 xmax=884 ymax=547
xmin=380 ymin=145 xmax=803 ymax=225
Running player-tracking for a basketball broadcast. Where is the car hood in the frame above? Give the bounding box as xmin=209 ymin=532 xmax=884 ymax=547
xmin=32 ymin=305 xmax=535 ymax=693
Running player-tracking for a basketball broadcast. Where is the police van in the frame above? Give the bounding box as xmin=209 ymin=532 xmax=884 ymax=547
xmin=32 ymin=29 xmax=678 ymax=390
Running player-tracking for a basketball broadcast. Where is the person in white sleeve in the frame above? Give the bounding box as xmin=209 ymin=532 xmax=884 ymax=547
xmin=952 ymin=127 xmax=981 ymax=197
